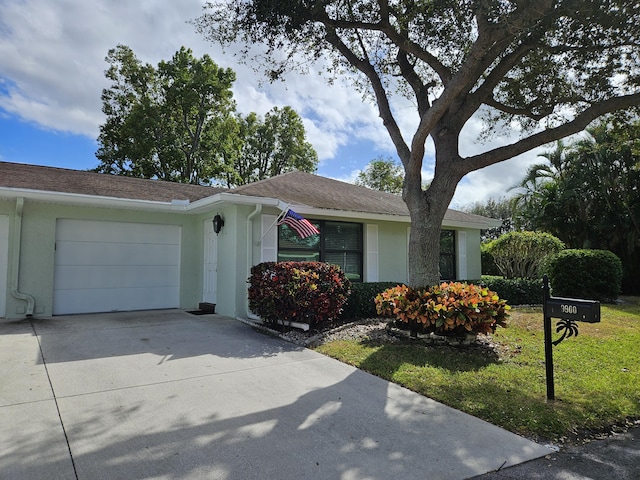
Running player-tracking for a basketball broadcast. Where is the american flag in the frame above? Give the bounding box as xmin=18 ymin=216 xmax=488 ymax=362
xmin=277 ymin=209 xmax=320 ymax=239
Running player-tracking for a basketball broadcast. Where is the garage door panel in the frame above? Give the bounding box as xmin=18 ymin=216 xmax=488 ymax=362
xmin=54 ymin=286 xmax=180 ymax=315
xmin=54 ymin=220 xmax=181 ymax=315
xmin=54 ymin=265 xmax=180 ymax=290
xmin=55 ymin=242 xmax=179 ymax=267
xmin=56 ymin=220 xmax=181 ymax=244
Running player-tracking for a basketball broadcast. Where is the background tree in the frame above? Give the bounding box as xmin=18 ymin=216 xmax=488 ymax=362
xmin=96 ymin=45 xmax=237 ymax=184
xmin=196 ymin=1 xmax=640 ymax=287
xmin=356 ymin=157 xmax=404 ymax=194
xmin=464 ymin=197 xmax=517 ymax=241
xmin=512 ymin=119 xmax=640 ymax=293
xmin=222 ymin=106 xmax=318 ymax=187
xmin=510 ymin=140 xmax=587 ymax=240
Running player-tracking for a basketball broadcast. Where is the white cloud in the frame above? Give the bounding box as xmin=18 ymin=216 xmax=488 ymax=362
xmin=0 ymin=0 xmax=392 ymax=169
xmin=0 ymin=0 xmax=560 ymax=207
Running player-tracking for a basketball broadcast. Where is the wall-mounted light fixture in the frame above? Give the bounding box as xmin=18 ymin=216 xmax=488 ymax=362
xmin=212 ymin=214 xmax=225 ymax=235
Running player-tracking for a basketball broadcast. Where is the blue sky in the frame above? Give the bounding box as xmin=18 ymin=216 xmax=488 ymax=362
xmin=0 ymin=0 xmax=544 ymax=208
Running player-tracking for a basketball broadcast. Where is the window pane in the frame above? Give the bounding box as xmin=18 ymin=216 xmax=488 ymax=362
xmin=440 ymin=230 xmax=456 ymax=280
xmin=326 ymin=252 xmax=362 ymax=282
xmin=278 ymin=250 xmax=320 ymax=262
xmin=440 ymin=254 xmax=455 ymax=280
xmin=440 ymin=230 xmax=455 ymax=254
xmin=324 ymin=222 xmax=362 ymax=250
xmin=279 ymin=223 xmax=320 ymax=249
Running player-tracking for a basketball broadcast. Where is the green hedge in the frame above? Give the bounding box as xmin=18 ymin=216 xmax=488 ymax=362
xmin=340 ymin=282 xmax=401 ymax=320
xmin=480 ymin=276 xmax=543 ymax=305
xmin=546 ymin=249 xmax=622 ymax=302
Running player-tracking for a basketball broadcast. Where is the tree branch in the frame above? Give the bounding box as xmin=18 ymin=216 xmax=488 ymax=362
xmin=463 ymin=93 xmax=640 ymax=173
xmin=396 ymin=51 xmax=431 ymax=117
xmin=323 ymin=27 xmax=411 ymax=164
xmin=319 ymin=1 xmax=453 ymax=84
xmin=483 ymin=97 xmax=554 ymax=120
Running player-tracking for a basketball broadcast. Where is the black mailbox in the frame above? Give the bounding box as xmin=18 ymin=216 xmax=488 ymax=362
xmin=545 ymin=297 xmax=601 ymax=323
xmin=542 ymin=275 xmax=602 ymax=401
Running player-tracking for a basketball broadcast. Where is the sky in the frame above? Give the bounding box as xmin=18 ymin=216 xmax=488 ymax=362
xmin=0 ymin=0 xmax=548 ymax=209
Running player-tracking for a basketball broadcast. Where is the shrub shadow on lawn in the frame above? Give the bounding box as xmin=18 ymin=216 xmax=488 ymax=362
xmin=357 ymin=338 xmax=502 ymax=374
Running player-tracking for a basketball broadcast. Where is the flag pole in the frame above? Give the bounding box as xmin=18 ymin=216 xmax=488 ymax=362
xmin=259 ymin=203 xmax=291 ymax=241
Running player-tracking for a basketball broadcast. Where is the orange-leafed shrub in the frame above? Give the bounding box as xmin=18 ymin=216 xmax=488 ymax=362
xmin=375 ymin=282 xmax=509 ymax=336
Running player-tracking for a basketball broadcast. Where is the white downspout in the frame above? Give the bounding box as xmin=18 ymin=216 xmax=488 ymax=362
xmin=245 ymin=204 xmax=262 ymax=320
xmin=10 ymin=198 xmax=35 ymax=316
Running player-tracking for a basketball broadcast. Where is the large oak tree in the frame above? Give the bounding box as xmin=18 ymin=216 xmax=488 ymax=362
xmin=196 ymin=0 xmax=640 ymax=287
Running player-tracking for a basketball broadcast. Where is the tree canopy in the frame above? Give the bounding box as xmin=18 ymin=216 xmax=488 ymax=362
xmin=464 ymin=197 xmax=517 ymax=241
xmin=96 ymin=45 xmax=237 ymax=184
xmin=195 ymin=1 xmax=640 ymax=286
xmin=223 ymin=106 xmax=318 ymax=187
xmin=96 ymin=45 xmax=317 ymax=186
xmin=355 ymin=157 xmax=404 ymax=194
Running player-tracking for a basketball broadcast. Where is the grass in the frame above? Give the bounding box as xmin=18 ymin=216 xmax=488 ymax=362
xmin=314 ymin=297 xmax=640 ymax=442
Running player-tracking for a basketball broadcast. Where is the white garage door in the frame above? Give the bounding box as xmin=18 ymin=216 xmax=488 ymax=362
xmin=0 ymin=215 xmax=9 ymax=318
xmin=53 ymin=219 xmax=181 ymax=315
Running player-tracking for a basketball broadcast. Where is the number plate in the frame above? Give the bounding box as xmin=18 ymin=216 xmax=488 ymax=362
xmin=546 ymin=297 xmax=601 ymax=323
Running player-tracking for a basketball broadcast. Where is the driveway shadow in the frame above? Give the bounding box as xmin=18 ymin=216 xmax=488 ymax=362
xmin=1 ymin=310 xmax=549 ymax=479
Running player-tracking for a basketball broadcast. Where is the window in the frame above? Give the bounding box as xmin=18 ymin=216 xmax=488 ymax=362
xmin=440 ymin=230 xmax=456 ymax=280
xmin=278 ymin=220 xmax=363 ymax=282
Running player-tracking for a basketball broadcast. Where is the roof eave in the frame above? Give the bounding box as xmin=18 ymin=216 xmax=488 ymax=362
xmin=186 ymin=192 xmax=291 ymax=213
xmin=0 ymin=187 xmax=193 ymax=212
xmin=442 ymin=218 xmax=503 ymax=230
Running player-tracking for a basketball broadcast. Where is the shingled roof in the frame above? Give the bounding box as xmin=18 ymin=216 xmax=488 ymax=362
xmin=231 ymin=170 xmax=409 ymax=216
xmin=231 ymin=170 xmax=496 ymax=226
xmin=0 ymin=161 xmax=224 ymax=202
xmin=0 ymin=162 xmax=497 ymax=226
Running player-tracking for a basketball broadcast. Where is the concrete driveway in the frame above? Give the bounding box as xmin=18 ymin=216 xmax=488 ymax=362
xmin=0 ymin=310 xmax=550 ymax=479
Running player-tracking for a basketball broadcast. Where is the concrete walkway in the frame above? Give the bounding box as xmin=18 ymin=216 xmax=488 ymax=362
xmin=0 ymin=310 xmax=551 ymax=479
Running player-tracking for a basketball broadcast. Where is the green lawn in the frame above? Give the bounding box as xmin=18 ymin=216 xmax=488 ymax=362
xmin=314 ymin=298 xmax=640 ymax=442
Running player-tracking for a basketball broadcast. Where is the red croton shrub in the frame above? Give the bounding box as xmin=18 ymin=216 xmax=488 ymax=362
xmin=248 ymin=261 xmax=351 ymax=329
xmin=375 ymin=282 xmax=510 ymax=336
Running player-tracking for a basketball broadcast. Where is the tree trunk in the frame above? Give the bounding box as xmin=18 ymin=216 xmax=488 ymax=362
xmin=404 ymin=142 xmax=463 ymax=288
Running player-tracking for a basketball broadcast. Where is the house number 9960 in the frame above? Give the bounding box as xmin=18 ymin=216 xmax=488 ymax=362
xmin=560 ymin=304 xmax=578 ymax=314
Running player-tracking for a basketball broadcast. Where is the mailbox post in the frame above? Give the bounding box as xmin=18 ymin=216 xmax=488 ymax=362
xmin=542 ymin=275 xmax=600 ymax=400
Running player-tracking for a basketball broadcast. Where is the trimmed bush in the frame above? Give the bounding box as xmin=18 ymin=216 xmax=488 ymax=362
xmin=485 ymin=231 xmax=565 ymax=279
xmin=375 ymin=282 xmax=509 ymax=336
xmin=546 ymin=249 xmax=623 ymax=302
xmin=340 ymin=282 xmax=401 ymax=320
xmin=480 ymin=276 xmax=544 ymax=305
xmin=248 ymin=262 xmax=351 ymax=329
